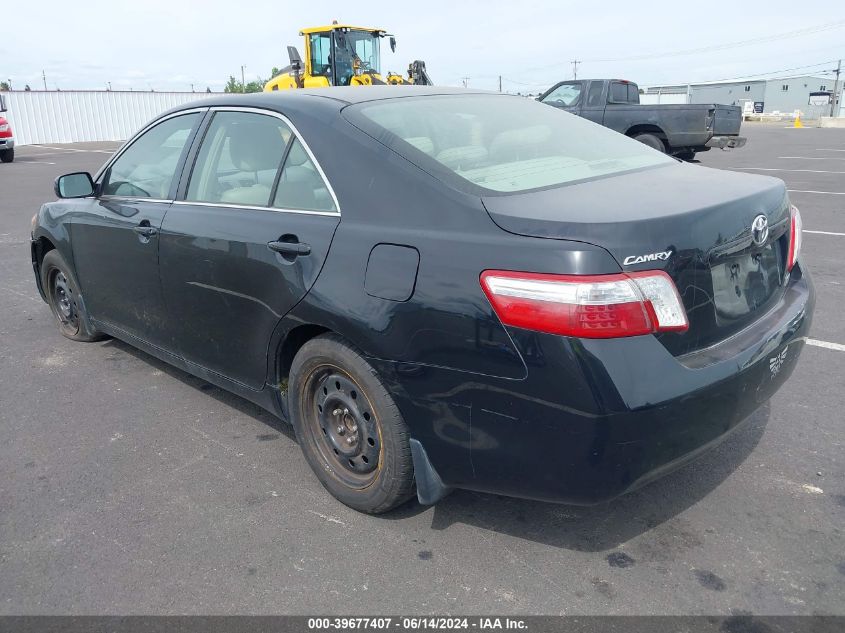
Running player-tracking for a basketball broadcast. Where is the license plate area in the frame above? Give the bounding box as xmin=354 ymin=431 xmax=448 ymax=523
xmin=711 ymin=242 xmax=783 ymax=321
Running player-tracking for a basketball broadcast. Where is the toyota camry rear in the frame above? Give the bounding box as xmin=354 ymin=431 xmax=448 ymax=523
xmin=343 ymin=91 xmax=813 ymax=506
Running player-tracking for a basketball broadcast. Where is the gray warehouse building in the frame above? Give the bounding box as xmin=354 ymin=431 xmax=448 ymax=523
xmin=645 ymin=75 xmax=843 ymax=118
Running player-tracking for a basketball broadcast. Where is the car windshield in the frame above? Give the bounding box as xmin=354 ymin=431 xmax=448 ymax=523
xmin=349 ymin=94 xmax=675 ymax=193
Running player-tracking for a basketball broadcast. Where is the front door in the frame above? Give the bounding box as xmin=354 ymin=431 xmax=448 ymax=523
xmin=71 ymin=111 xmax=203 ymax=350
xmin=159 ymin=109 xmax=340 ymax=389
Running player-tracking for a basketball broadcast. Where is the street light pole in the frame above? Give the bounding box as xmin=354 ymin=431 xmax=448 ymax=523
xmin=831 ymin=59 xmax=842 ymax=118
xmin=241 ymin=65 xmax=246 ymax=93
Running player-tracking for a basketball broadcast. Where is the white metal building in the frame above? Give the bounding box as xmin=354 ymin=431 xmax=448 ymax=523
xmin=644 ymin=75 xmax=843 ymax=118
xmin=1 ymin=90 xmax=212 ymax=146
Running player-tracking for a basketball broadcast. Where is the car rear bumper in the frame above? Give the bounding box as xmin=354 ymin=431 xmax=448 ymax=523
xmin=381 ymin=266 xmax=813 ymax=505
xmin=706 ymin=135 xmax=747 ymax=149
xmin=0 ymin=136 xmax=14 ymax=150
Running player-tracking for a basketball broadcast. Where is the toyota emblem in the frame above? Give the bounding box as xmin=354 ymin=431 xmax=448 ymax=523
xmin=751 ymin=214 xmax=769 ymax=246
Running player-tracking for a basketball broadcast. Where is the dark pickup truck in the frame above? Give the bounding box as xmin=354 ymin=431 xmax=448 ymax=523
xmin=538 ymin=79 xmax=746 ymax=160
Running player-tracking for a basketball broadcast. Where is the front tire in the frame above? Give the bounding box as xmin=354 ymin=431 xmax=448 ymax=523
xmin=633 ymin=133 xmax=666 ymax=153
xmin=40 ymin=250 xmax=103 ymax=342
xmin=289 ymin=334 xmax=415 ymax=514
xmin=0 ymin=148 xmax=13 ymax=163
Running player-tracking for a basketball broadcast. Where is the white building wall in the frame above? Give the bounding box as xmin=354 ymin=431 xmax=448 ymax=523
xmin=639 ymin=92 xmax=688 ymax=105
xmin=2 ymin=91 xmax=213 ymax=146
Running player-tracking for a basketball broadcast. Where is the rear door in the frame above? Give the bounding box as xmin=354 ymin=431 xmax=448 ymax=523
xmin=71 ymin=110 xmax=203 ymax=350
xmin=159 ymin=108 xmax=341 ymax=389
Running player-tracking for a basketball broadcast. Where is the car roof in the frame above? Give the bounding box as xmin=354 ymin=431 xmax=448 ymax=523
xmin=169 ymin=86 xmax=499 ymax=113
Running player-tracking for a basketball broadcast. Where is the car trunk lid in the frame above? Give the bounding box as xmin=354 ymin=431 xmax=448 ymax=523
xmin=482 ymin=163 xmax=791 ymax=356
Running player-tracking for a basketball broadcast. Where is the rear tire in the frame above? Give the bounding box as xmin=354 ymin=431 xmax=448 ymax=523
xmin=675 ymin=149 xmax=696 ymax=161
xmin=40 ymin=250 xmax=104 ymax=342
xmin=0 ymin=148 xmax=13 ymax=163
xmin=289 ymin=334 xmax=415 ymax=514
xmin=633 ymin=133 xmax=666 ymax=153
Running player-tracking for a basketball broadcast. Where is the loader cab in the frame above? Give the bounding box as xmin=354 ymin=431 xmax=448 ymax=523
xmin=306 ymin=26 xmax=383 ymax=86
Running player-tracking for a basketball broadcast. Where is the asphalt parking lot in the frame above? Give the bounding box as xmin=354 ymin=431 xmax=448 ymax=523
xmin=1 ymin=126 xmax=843 ymax=616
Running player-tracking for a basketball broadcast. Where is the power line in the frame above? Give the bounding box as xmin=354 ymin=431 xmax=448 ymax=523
xmin=645 ymin=60 xmax=841 ymax=87
xmin=497 ymin=59 xmax=842 ymax=94
xmin=588 ymin=19 xmax=845 ymax=62
xmin=519 ymin=19 xmax=845 ymax=73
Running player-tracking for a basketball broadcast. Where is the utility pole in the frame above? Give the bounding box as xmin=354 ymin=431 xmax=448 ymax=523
xmin=461 ymin=76 xmax=470 ymax=88
xmin=498 ymin=75 xmax=502 ymax=92
xmin=42 ymin=70 xmax=47 ymax=91
xmin=571 ymin=59 xmax=580 ymax=80
xmin=831 ymin=59 xmax=842 ymax=118
xmin=241 ymin=65 xmax=246 ymax=93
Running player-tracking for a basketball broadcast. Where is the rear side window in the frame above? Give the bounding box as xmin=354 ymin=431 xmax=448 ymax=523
xmin=272 ymin=138 xmax=337 ymax=212
xmin=609 ymin=82 xmax=629 ymax=103
xmin=186 ymin=111 xmax=291 ymax=206
xmin=348 ymin=94 xmax=674 ymax=194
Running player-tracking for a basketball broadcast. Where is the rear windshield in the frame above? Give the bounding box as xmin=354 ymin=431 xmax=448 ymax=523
xmin=346 ymin=94 xmax=674 ymax=194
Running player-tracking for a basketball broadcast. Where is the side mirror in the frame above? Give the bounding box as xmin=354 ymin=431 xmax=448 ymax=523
xmin=287 ymin=46 xmax=303 ymax=72
xmin=55 ymin=172 xmax=95 ymax=198
xmin=389 ymin=36 xmax=396 ymax=53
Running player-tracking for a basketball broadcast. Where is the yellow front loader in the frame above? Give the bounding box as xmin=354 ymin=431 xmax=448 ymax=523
xmin=264 ymin=23 xmax=432 ymax=91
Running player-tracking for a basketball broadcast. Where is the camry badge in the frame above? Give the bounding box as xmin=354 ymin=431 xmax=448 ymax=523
xmin=751 ymin=214 xmax=769 ymax=246
xmin=622 ymin=250 xmax=673 ymax=266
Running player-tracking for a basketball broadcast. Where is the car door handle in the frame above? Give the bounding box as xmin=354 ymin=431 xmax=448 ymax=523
xmin=132 ymin=225 xmax=158 ymax=238
xmin=268 ymin=240 xmax=311 ymax=256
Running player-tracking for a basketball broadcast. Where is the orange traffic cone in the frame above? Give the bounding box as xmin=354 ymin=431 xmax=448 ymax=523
xmin=794 ymin=113 xmax=804 ymax=128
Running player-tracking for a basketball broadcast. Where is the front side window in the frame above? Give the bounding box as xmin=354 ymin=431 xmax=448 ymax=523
xmin=541 ymin=82 xmax=582 ymax=107
xmin=349 ymin=94 xmax=675 ymax=194
xmin=586 ymin=81 xmax=604 ymax=107
xmin=102 ymin=113 xmax=199 ymax=198
xmin=186 ymin=111 xmax=291 ymax=206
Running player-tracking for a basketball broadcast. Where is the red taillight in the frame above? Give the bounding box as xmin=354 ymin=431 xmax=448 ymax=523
xmin=787 ymin=204 xmax=802 ymax=272
xmin=480 ymin=270 xmax=688 ymax=339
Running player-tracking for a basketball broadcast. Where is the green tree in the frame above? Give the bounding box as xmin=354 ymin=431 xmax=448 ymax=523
xmin=0 ymin=81 xmax=9 ymax=91
xmin=224 ymin=75 xmax=241 ymax=93
xmin=223 ymin=68 xmax=281 ymax=93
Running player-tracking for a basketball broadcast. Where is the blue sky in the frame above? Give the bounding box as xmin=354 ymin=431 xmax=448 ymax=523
xmin=2 ymin=1 xmax=843 ymax=93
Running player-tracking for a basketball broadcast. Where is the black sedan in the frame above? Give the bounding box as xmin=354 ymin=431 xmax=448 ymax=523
xmin=31 ymin=87 xmax=813 ymax=514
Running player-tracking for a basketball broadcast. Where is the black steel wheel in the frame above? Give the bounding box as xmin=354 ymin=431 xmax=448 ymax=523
xmin=303 ymin=368 xmax=382 ymax=488
xmin=289 ymin=334 xmax=415 ymax=513
xmin=49 ymin=268 xmax=80 ymax=337
xmin=40 ymin=250 xmax=103 ymax=342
